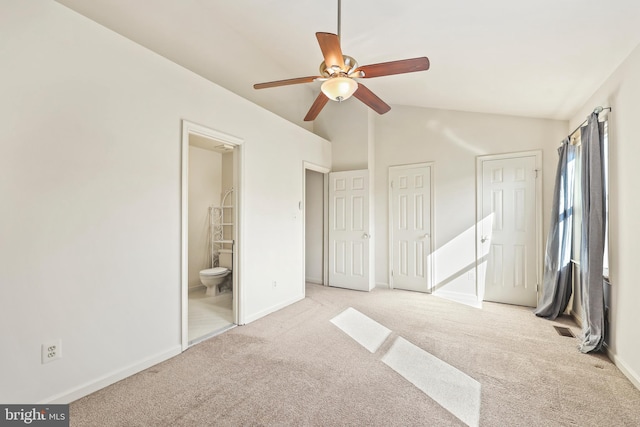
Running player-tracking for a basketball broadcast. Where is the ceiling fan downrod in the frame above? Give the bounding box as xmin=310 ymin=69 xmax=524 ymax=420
xmin=337 ymin=0 xmax=342 ymax=40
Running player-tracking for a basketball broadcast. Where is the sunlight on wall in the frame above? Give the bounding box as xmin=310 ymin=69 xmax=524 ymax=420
xmin=476 ymin=214 xmax=495 ymax=301
xmin=424 ymin=119 xmax=485 ymax=155
xmin=430 ymin=214 xmax=494 ymax=308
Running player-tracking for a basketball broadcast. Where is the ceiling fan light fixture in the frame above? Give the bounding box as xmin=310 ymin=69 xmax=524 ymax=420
xmin=321 ymin=76 xmax=358 ymax=102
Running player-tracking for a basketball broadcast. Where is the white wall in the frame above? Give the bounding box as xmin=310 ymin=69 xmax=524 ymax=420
xmin=568 ymin=43 xmax=640 ymax=389
xmin=314 ymin=101 xmax=370 ymax=172
xmin=374 ymin=106 xmax=567 ymax=300
xmin=57 ymin=0 xmax=317 ymax=132
xmin=188 ymin=146 xmax=222 ymax=288
xmin=0 ymin=1 xmax=330 ymax=404
xmin=305 ymin=170 xmax=324 ymax=284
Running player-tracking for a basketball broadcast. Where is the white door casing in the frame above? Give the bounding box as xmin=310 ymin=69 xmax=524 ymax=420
xmin=389 ymin=164 xmax=433 ymax=293
xmin=180 ymin=120 xmax=244 ymax=350
xmin=478 ymin=152 xmax=541 ymax=307
xmin=329 ymin=170 xmax=370 ymax=291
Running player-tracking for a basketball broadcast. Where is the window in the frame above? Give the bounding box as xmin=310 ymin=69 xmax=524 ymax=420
xmin=571 ymin=118 xmax=609 ymax=279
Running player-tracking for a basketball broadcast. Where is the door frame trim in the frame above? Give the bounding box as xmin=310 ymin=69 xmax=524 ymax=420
xmin=181 ymin=120 xmax=244 ymax=351
xmin=388 ymin=162 xmax=435 ymax=292
xmin=475 ymin=150 xmax=542 ymax=304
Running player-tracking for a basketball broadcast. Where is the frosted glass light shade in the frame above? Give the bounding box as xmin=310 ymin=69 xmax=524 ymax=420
xmin=321 ymin=76 xmax=358 ymax=102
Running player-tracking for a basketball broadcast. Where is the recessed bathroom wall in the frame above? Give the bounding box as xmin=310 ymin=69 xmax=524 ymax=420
xmin=222 ymin=152 xmax=233 ymax=192
xmin=221 ymin=152 xmax=235 ymax=243
xmin=188 ymin=145 xmax=222 ymax=289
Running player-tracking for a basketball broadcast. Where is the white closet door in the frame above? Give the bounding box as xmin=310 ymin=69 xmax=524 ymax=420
xmin=481 ymin=155 xmax=539 ymax=307
xmin=328 ymin=170 xmax=370 ymax=291
xmin=389 ymin=165 xmax=432 ymax=293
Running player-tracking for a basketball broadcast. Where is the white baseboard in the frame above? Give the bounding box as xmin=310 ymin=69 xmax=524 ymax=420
xmin=243 ymin=294 xmax=305 ymax=324
xmin=433 ymin=290 xmax=482 ymax=308
xmin=40 ymin=345 xmax=182 ymax=404
xmin=569 ymin=309 xmax=583 ymax=328
xmin=375 ymin=282 xmax=390 ymax=289
xmin=570 ymin=312 xmax=638 ymax=391
xmin=305 ymin=277 xmax=323 ymax=285
xmin=605 ymin=346 xmax=640 ymax=391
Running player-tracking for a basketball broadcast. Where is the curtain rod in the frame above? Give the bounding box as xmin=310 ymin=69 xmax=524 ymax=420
xmin=567 ymin=106 xmax=612 ymax=140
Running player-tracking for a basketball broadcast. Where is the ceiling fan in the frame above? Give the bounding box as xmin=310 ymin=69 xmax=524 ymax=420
xmin=253 ymin=0 xmax=430 ymax=121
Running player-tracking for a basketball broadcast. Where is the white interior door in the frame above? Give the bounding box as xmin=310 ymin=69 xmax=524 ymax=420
xmin=329 ymin=170 xmax=370 ymax=291
xmin=480 ymin=154 xmax=539 ymax=307
xmin=389 ymin=165 xmax=432 ymax=293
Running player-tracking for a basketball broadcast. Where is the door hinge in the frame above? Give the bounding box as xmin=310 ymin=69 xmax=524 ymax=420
xmin=390 ymin=180 xmax=393 ymax=189
xmin=536 ymin=283 xmax=540 ymax=292
xmin=391 ymin=269 xmax=394 ymax=276
xmin=534 ymin=169 xmax=540 ymax=179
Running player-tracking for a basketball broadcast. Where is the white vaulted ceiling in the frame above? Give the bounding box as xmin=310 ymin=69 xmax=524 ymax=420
xmin=57 ymin=0 xmax=640 ymax=126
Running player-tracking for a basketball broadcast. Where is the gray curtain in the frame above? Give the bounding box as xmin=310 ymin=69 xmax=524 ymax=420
xmin=578 ymin=113 xmax=606 ymax=353
xmin=535 ymin=139 xmax=576 ymax=319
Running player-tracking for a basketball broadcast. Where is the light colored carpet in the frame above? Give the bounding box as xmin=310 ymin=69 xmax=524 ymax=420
xmin=330 ymin=307 xmax=392 ymax=353
xmin=71 ymin=284 xmax=640 ymax=426
xmin=381 ymin=336 xmax=481 ymax=427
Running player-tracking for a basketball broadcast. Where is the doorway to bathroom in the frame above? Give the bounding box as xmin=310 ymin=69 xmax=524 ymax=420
xmin=181 ymin=120 xmax=243 ymax=350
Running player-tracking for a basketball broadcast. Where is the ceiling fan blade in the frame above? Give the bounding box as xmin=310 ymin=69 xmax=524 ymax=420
xmin=353 ymin=83 xmax=391 ymax=115
xmin=254 ymin=76 xmax=320 ymax=90
xmin=304 ymin=92 xmax=330 ymax=121
xmin=355 ymin=57 xmax=430 ymax=78
xmin=316 ymin=32 xmax=345 ymax=70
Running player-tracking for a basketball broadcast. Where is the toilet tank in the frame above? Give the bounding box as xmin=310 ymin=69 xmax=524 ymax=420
xmin=218 ymin=249 xmax=233 ymax=269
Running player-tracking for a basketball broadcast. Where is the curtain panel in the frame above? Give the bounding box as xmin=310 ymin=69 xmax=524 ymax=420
xmin=578 ymin=113 xmax=606 ymax=353
xmin=535 ymin=139 xmax=576 ymax=319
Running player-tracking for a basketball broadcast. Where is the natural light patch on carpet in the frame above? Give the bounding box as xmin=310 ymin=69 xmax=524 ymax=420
xmin=330 ymin=307 xmax=392 ymax=353
xmin=382 ymin=337 xmax=481 ymax=427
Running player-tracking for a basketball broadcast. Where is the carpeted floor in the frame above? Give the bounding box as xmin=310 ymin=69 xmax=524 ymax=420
xmin=70 ymin=284 xmax=640 ymax=426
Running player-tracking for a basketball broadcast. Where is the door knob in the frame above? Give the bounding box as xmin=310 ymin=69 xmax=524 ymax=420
xmin=481 ymin=235 xmax=489 ymax=243
xmin=362 ymin=233 xmax=370 ymax=239
xmin=422 ymin=233 xmax=430 ymax=239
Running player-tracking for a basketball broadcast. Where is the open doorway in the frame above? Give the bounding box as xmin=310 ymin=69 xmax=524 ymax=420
xmin=303 ymin=163 xmax=329 ymax=293
xmin=181 ymin=121 xmax=243 ymax=349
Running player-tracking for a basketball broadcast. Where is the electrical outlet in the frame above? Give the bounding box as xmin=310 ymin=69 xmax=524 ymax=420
xmin=41 ymin=339 xmax=62 ymax=364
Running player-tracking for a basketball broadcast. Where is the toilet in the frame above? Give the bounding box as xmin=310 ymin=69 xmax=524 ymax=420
xmin=199 ymin=250 xmax=232 ymax=296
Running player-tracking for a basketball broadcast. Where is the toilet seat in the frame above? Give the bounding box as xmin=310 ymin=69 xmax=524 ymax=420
xmin=200 ymin=267 xmax=229 ymax=276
